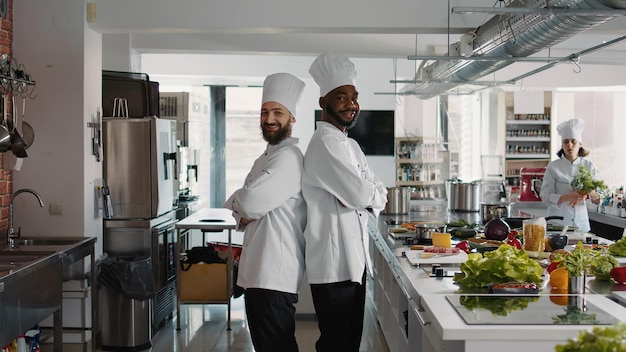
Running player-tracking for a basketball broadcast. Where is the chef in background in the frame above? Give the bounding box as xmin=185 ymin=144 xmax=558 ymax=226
xmin=224 ymin=72 xmax=306 ymax=352
xmin=303 ymin=51 xmax=387 ymax=351
xmin=540 ymin=118 xmax=600 ymax=232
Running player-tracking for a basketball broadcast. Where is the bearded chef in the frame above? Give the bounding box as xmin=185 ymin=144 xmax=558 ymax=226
xmin=224 ymin=72 xmax=306 ymax=352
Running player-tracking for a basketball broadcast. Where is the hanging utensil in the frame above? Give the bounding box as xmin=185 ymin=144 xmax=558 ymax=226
xmin=9 ymin=95 xmax=27 ymax=158
xmin=0 ymin=94 xmax=12 ymax=152
xmin=20 ymin=97 xmax=34 ymax=148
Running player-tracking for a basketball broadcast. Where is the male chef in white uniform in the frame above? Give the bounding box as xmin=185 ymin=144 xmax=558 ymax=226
xmin=303 ymin=51 xmax=388 ymax=351
xmin=224 ymin=72 xmax=306 ymax=352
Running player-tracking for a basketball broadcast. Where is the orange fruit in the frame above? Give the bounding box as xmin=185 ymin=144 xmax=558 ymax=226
xmin=550 ymin=267 xmax=569 ymax=290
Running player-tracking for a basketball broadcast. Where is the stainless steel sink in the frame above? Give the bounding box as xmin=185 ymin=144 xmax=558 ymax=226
xmin=12 ymin=238 xmax=81 ymax=246
xmin=0 ymin=251 xmax=55 ymax=264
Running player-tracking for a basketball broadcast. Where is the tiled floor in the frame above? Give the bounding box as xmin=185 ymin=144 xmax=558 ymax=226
xmin=44 ymin=282 xmax=389 ymax=352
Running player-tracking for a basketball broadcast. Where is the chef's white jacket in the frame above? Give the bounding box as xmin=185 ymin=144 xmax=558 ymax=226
xmin=302 ymin=121 xmax=387 ymax=284
xmin=540 ymin=157 xmax=598 ymax=232
xmin=223 ymin=137 xmax=306 ymax=294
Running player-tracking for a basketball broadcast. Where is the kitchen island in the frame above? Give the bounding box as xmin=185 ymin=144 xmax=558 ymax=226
xmin=370 ymin=209 xmax=626 ymax=352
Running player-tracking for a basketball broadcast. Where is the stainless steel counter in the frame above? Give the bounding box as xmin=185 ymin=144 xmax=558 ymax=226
xmin=0 ymin=236 xmax=97 ymax=352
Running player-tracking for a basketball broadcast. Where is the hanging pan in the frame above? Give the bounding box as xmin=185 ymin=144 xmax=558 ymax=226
xmin=0 ymin=95 xmax=12 ymax=153
xmin=20 ymin=97 xmax=34 ymax=148
xmin=8 ymin=95 xmax=27 ymax=158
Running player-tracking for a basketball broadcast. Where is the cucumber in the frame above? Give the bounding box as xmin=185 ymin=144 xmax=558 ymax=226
xmin=452 ymin=228 xmax=478 ymax=238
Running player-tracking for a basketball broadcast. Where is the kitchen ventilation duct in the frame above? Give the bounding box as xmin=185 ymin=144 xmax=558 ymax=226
xmin=403 ymin=0 xmax=626 ymax=99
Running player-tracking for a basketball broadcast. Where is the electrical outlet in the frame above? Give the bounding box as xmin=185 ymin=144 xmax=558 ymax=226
xmin=49 ymin=202 xmax=63 ymax=216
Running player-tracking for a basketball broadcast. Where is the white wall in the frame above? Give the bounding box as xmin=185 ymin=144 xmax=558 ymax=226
xmin=13 ymin=0 xmax=103 ymax=243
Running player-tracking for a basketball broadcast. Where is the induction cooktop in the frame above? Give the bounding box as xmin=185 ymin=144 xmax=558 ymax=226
xmin=446 ymin=294 xmax=619 ymax=325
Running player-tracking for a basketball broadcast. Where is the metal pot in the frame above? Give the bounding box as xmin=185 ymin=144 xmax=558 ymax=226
xmin=446 ymin=179 xmax=481 ymax=212
xmin=414 ymin=224 xmax=446 ymax=240
xmin=382 ymin=187 xmax=410 ymax=215
xmin=479 ymin=202 xmax=511 ymax=224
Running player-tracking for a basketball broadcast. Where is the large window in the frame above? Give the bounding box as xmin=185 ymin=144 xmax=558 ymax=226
xmin=224 ymin=86 xmax=264 ymax=199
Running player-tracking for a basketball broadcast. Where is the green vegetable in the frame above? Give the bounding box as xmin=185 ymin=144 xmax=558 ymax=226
xmin=454 ymin=244 xmax=543 ymax=289
xmin=571 ymin=164 xmax=610 ymax=198
xmin=609 ymin=237 xmax=626 ymax=257
xmin=590 ymin=249 xmax=619 ymax=281
xmin=446 ymin=219 xmax=471 ymax=228
xmin=451 ymin=228 xmax=477 ymax=239
xmin=554 ymin=322 xmax=626 ymax=352
xmin=565 ymin=242 xmax=598 ymax=277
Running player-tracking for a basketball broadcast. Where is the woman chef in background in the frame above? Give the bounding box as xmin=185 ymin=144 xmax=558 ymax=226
xmin=540 ymin=118 xmax=601 ymax=232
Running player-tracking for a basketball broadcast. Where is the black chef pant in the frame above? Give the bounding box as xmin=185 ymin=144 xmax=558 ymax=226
xmin=244 ymin=288 xmax=299 ymax=352
xmin=310 ymin=271 xmax=366 ymax=352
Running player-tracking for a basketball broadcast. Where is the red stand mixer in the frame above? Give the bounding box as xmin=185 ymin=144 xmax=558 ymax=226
xmin=519 ymin=167 xmax=546 ymax=202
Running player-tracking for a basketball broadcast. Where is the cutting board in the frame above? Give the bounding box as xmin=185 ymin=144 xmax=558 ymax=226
xmin=405 ymin=249 xmax=468 ymax=266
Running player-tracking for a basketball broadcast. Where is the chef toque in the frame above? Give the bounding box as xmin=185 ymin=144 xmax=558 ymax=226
xmin=309 ymin=51 xmax=357 ymax=97
xmin=557 ymin=118 xmax=585 ymax=142
xmin=262 ymin=72 xmax=305 ymax=117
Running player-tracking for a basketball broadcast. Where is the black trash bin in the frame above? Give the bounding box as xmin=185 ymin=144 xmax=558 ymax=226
xmin=97 ymin=255 xmax=156 ymax=351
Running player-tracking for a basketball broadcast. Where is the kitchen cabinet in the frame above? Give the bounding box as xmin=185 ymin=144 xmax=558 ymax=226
xmin=503 ymin=91 xmax=553 ymax=188
xmin=395 ymin=137 xmax=448 ymax=200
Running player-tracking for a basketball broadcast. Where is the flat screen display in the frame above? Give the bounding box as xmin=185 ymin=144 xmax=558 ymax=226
xmin=314 ymin=110 xmax=395 ymax=156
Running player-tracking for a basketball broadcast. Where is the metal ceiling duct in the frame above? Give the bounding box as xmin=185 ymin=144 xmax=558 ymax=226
xmin=403 ymin=0 xmax=626 ymax=99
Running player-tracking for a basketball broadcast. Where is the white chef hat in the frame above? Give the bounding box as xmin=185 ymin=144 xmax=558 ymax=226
xmin=309 ymin=51 xmax=357 ymax=97
xmin=262 ymin=72 xmax=305 ymax=116
xmin=557 ymin=118 xmax=585 ymax=142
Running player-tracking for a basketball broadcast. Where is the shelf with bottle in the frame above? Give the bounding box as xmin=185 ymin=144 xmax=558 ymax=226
xmin=395 ymin=139 xmax=442 ymax=162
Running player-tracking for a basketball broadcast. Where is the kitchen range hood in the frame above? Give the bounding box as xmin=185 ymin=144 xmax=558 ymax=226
xmin=401 ymin=0 xmax=626 ymax=99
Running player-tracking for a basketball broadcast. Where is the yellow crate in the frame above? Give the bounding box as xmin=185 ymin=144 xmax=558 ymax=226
xmin=179 ymin=263 xmax=229 ymax=301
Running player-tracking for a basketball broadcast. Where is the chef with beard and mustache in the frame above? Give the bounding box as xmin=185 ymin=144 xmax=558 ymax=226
xmin=303 ymin=51 xmax=387 ymax=352
xmin=224 ymin=72 xmax=307 ymax=352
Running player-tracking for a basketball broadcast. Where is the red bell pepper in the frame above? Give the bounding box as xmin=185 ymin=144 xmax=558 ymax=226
xmin=506 ymin=231 xmax=522 ymax=249
xmin=610 ymin=266 xmax=626 ymax=283
xmin=455 ymin=240 xmax=471 ymax=254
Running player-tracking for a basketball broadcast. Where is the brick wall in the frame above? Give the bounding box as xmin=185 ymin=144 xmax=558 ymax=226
xmin=0 ymin=0 xmax=13 ymax=233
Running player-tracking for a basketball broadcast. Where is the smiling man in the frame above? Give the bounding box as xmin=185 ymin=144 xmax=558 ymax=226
xmin=224 ymin=72 xmax=307 ymax=352
xmin=302 ymin=51 xmax=387 ymax=351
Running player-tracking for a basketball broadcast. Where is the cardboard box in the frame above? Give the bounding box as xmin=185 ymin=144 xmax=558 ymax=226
xmin=179 ymin=263 xmax=229 ymax=301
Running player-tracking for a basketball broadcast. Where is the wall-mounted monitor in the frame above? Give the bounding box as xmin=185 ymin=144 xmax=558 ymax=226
xmin=314 ymin=110 xmax=395 ymax=156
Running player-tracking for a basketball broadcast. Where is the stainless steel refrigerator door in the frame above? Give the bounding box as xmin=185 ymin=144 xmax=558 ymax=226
xmin=103 ymin=117 xmax=176 ymax=219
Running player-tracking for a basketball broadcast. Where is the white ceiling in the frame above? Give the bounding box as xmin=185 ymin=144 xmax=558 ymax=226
xmin=90 ymin=0 xmax=626 ymax=86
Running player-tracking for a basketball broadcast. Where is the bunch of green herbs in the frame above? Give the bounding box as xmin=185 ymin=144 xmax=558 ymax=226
xmin=571 ymin=164 xmax=609 ymax=197
xmin=565 ymin=242 xmax=598 ymax=277
xmin=454 ymin=244 xmax=543 ymax=289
